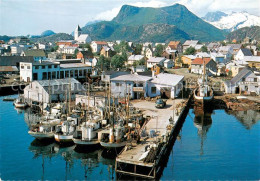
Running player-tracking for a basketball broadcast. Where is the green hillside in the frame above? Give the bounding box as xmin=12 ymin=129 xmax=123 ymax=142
xmin=227 ymin=26 xmax=260 ymax=41
xmin=82 ymin=4 xmax=226 ymax=42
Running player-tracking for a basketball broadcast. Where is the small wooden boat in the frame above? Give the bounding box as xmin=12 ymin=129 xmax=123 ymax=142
xmin=28 ymin=119 xmax=61 ymax=140
xmin=14 ymin=97 xmax=28 ymax=108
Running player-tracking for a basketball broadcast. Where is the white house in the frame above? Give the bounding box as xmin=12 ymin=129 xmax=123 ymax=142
xmin=23 ymin=78 xmax=83 ymax=103
xmin=147 ymin=57 xmax=166 ymax=69
xmin=91 ymin=41 xmax=108 ymax=53
xmin=147 ymin=73 xmax=184 ymax=99
xmin=110 ymin=74 xmax=152 ymax=99
xmin=21 ymin=49 xmax=47 ymax=61
xmin=74 ymin=25 xmax=92 ymax=44
xmin=164 ymin=59 xmax=174 ymax=68
xmin=224 ymin=68 xmax=260 ymax=95
xmin=59 ymin=46 xmax=78 ymax=54
xmin=235 ymin=48 xmax=253 ymax=61
xmin=145 ymin=48 xmax=153 ymax=59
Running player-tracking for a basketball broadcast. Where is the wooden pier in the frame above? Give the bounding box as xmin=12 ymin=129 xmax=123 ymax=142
xmin=115 ymin=96 xmax=192 ymax=179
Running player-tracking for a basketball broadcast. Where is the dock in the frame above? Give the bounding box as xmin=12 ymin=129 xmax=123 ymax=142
xmin=115 ymin=97 xmax=192 ymax=179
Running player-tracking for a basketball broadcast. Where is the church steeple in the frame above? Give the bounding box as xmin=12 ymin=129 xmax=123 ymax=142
xmin=74 ymin=25 xmax=82 ymax=40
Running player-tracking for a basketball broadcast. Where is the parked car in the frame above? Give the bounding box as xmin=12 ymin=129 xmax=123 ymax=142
xmin=155 ymin=99 xmax=166 ymax=108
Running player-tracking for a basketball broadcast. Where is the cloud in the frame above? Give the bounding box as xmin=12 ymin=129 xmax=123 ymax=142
xmin=94 ymin=0 xmax=168 ymax=21
xmin=175 ymin=0 xmax=260 ymax=16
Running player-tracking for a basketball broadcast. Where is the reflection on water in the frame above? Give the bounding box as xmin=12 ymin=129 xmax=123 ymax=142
xmin=229 ymin=110 xmax=260 ymax=130
xmin=1 ymin=95 xmax=259 ymax=180
xmin=193 ymin=109 xmax=213 ymax=156
xmin=28 ymin=139 xmax=115 ymax=180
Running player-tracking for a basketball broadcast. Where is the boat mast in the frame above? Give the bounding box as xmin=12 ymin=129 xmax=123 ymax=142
xmin=68 ymin=78 xmax=71 ymax=116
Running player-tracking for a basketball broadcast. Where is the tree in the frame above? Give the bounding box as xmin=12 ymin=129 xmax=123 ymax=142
xmin=200 ymin=45 xmax=208 ymax=53
xmin=96 ymin=55 xmax=110 ymax=70
xmin=111 ymin=54 xmax=125 ymax=69
xmin=133 ymin=58 xmax=145 ymax=67
xmin=134 ymin=44 xmax=143 ymax=54
xmin=114 ymin=41 xmax=131 ymax=54
xmin=183 ymin=47 xmax=196 ymax=55
xmin=154 ymin=44 xmax=164 ymax=57
xmin=51 ymin=45 xmax=59 ymax=52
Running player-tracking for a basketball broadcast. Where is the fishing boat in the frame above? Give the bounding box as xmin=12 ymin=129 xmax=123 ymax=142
xmin=28 ymin=119 xmax=61 ymax=140
xmin=14 ymin=96 xmax=28 ymax=108
xmin=73 ymin=119 xmax=101 ymax=146
xmin=54 ymin=116 xmax=78 ymax=144
xmin=100 ymin=119 xmax=127 ymax=149
xmin=194 ymin=59 xmax=214 ymax=103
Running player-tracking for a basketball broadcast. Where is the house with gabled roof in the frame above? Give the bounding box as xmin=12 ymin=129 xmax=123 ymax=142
xmin=224 ymin=67 xmax=260 ymax=95
xmin=183 ymin=40 xmax=199 ymax=52
xmin=21 ymin=49 xmax=47 ymax=61
xmin=235 ymin=48 xmax=253 ymax=61
xmin=91 ymin=41 xmax=108 ymax=53
xmin=74 ymin=25 xmax=92 ymax=44
xmin=191 ymin=57 xmax=217 ymax=76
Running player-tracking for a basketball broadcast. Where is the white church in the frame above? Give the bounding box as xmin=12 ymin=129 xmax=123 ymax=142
xmin=74 ymin=25 xmax=92 ymax=44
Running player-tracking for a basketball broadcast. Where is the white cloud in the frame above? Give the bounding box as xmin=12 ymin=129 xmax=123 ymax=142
xmin=175 ymin=0 xmax=260 ymax=16
xmin=94 ymin=0 xmax=168 ymax=21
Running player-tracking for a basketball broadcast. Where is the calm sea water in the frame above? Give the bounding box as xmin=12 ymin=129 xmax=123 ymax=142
xmin=0 ymin=95 xmax=259 ymax=180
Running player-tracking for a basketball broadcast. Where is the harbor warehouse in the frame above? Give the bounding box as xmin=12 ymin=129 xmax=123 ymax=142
xmin=23 ymin=78 xmax=83 ymax=103
xmin=147 ymin=73 xmax=184 ymax=98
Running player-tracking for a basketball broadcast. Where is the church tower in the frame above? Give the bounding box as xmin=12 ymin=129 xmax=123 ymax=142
xmin=74 ymin=25 xmax=82 ymax=40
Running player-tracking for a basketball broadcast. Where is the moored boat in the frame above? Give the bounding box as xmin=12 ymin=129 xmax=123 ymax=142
xmin=28 ymin=119 xmax=61 ymax=140
xmin=14 ymin=96 xmax=28 ymax=108
xmin=194 ymin=59 xmax=214 ymax=104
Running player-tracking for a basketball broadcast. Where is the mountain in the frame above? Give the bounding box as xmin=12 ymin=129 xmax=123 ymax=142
xmin=41 ymin=30 xmax=56 ymax=37
xmin=85 ymin=20 xmax=102 ymax=26
xmin=30 ymin=33 xmax=73 ymax=43
xmin=204 ymin=11 xmax=260 ymax=32
xmin=203 ymin=11 xmax=227 ymax=22
xmin=81 ymin=4 xmax=225 ymax=42
xmin=227 ymin=26 xmax=260 ymax=41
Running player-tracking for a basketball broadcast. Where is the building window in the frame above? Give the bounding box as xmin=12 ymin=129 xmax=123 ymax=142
xmin=242 ymin=78 xmax=245 ymax=81
xmin=52 ymin=72 xmax=56 ymax=79
xmin=35 ymin=66 xmax=39 ymax=69
xmin=48 ymin=65 xmax=52 ymax=68
xmin=42 ymin=72 xmax=47 ymax=80
xmin=42 ymin=65 xmax=45 ymax=69
xmin=151 ymin=87 xmax=156 ymax=94
xmin=27 ymin=66 xmax=30 ymax=69
xmin=116 ymin=83 xmax=121 ymax=86
xmin=33 ymin=73 xmax=38 ymax=80
xmin=21 ymin=66 xmax=24 ymax=69
xmin=48 ymin=72 xmax=51 ymax=79
xmin=254 ymin=78 xmax=257 ymax=82
xmin=54 ymin=65 xmax=58 ymax=68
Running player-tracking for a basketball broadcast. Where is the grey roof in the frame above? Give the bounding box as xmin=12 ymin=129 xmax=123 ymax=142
xmin=228 ymin=68 xmax=253 ymax=85
xmin=111 ymin=74 xmax=152 ymax=82
xmin=0 ymin=56 xmax=34 ymax=66
xmin=136 ymin=71 xmax=152 ymax=77
xmin=23 ymin=49 xmax=46 ymax=57
xmin=36 ymin=78 xmax=83 ymax=94
xmin=147 ymin=57 xmax=166 ymax=63
xmin=240 ymin=48 xmax=253 ymax=56
xmin=227 ymin=44 xmax=242 ymax=50
xmin=150 ymin=73 xmax=184 ymax=86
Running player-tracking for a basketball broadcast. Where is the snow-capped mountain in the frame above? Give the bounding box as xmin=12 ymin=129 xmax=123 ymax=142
xmin=203 ymin=11 xmax=260 ymax=32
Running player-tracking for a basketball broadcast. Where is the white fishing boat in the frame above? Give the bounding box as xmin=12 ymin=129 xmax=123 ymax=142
xmin=54 ymin=116 xmax=78 ymax=144
xmin=100 ymin=121 xmax=127 ymax=149
xmin=194 ymin=60 xmax=214 ymax=103
xmin=73 ymin=118 xmax=102 ymax=146
xmin=14 ymin=96 xmax=28 ymax=108
xmin=28 ymin=119 xmax=61 ymax=140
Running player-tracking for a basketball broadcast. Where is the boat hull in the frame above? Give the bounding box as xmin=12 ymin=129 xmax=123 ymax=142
xmin=100 ymin=141 xmax=126 ymax=149
xmin=73 ymin=138 xmax=100 ymax=146
xmin=54 ymin=134 xmax=74 ymax=144
xmin=28 ymin=131 xmax=54 ymax=140
xmin=14 ymin=103 xmax=28 ymax=108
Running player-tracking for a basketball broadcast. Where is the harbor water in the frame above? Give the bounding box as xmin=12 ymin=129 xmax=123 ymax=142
xmin=0 ymin=95 xmax=259 ymax=180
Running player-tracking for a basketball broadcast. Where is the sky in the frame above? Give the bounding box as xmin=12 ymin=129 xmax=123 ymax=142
xmin=0 ymin=0 xmax=259 ymax=36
